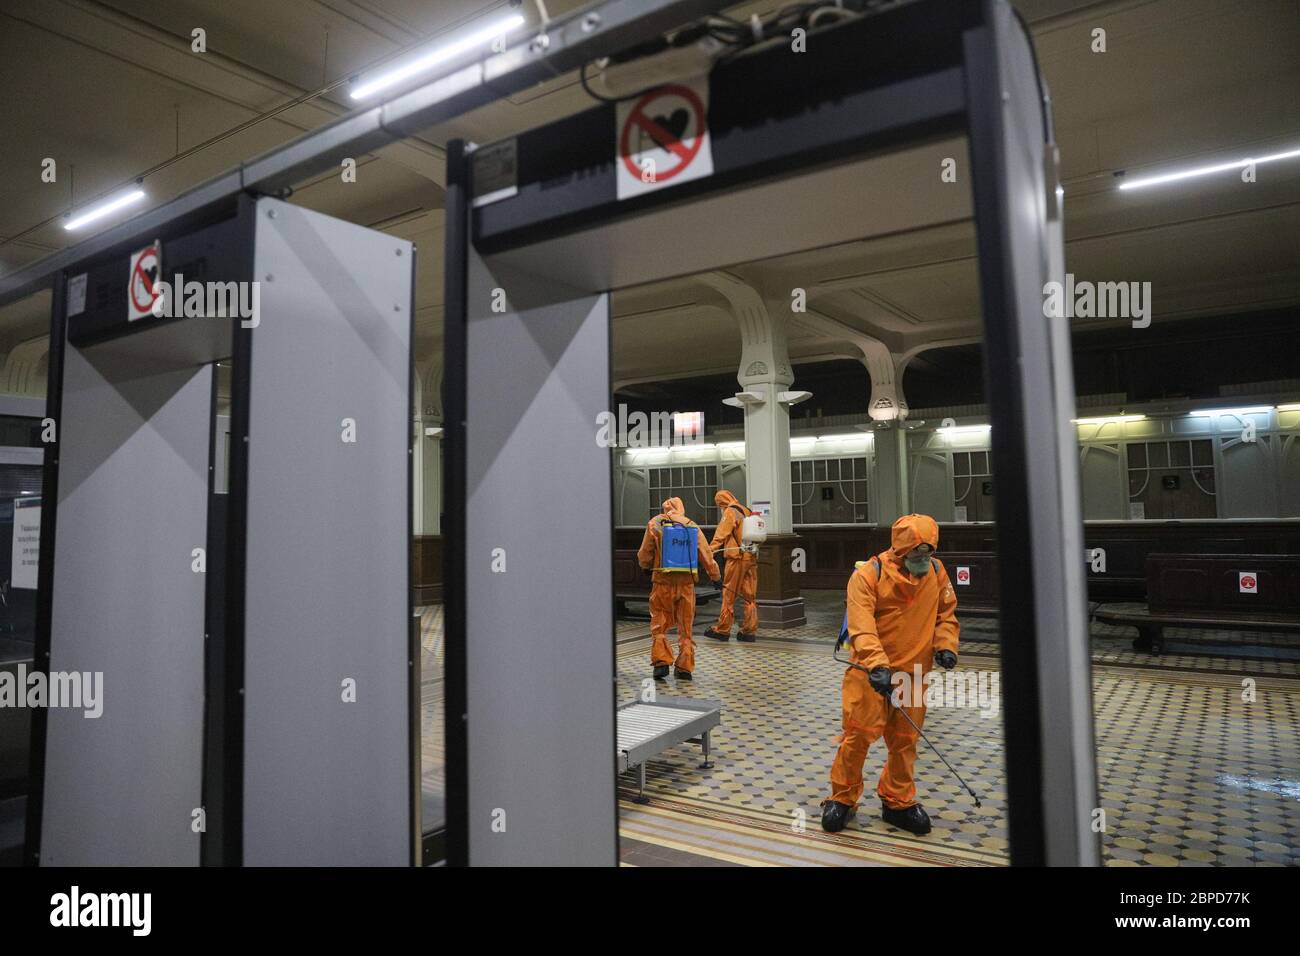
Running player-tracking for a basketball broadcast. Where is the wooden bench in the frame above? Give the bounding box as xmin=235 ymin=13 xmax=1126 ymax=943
xmin=613 ymin=549 xmax=720 ymax=619
xmin=1095 ymin=553 xmax=1300 ymax=654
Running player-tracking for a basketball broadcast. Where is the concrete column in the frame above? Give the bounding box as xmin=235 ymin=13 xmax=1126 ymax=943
xmin=781 ymin=306 xmax=914 ymax=526
xmin=699 ymin=272 xmax=807 ymax=628
xmin=858 ymin=338 xmax=908 ymax=424
xmin=871 ymin=420 xmax=912 ymax=524
xmin=859 ymin=347 xmax=911 ymax=526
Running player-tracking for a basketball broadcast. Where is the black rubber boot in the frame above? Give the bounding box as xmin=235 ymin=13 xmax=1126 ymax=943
xmin=703 ymin=628 xmax=729 ymax=642
xmin=881 ymin=801 xmax=932 ymax=835
xmin=736 ymin=632 xmax=757 ymax=643
xmin=820 ymin=800 xmax=855 ymax=833
xmin=652 ymin=664 xmax=670 ymax=680
xmin=674 ymin=667 xmax=692 ymax=681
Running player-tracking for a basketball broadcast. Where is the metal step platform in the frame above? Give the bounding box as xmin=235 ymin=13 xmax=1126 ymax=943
xmin=617 ymin=696 xmax=722 ymax=803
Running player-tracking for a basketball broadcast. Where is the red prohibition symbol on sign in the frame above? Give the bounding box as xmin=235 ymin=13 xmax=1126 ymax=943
xmin=1241 ymin=575 xmax=1256 ymax=590
xmin=620 ymin=84 xmax=707 ymax=184
xmin=130 ymin=247 xmax=160 ymax=314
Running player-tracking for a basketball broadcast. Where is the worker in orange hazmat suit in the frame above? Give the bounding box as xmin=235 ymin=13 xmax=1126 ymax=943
xmin=637 ymin=496 xmax=721 ymax=680
xmin=703 ymin=490 xmax=759 ymax=643
xmin=822 ymin=513 xmax=960 ymax=835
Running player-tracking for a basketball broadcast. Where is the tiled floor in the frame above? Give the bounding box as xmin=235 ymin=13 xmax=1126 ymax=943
xmin=614 ymin=591 xmax=1300 ymax=866
xmin=418 ymin=592 xmax=1300 ymax=866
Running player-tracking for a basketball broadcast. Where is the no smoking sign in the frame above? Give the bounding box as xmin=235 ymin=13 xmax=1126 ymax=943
xmin=127 ymin=241 xmax=162 ymax=321
xmin=615 ymin=80 xmax=714 ymax=200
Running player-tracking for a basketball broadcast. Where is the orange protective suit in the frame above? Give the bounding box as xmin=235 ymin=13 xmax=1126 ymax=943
xmin=637 ymin=497 xmax=721 ymax=673
xmin=828 ymin=514 xmax=960 ymax=811
xmin=708 ymin=490 xmax=759 ymax=636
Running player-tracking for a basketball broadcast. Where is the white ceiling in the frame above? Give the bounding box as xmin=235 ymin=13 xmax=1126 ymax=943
xmin=1 ymin=0 xmax=1297 ymax=386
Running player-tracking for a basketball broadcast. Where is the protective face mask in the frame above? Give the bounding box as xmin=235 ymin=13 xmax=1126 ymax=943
xmin=905 ymin=552 xmax=932 ymax=576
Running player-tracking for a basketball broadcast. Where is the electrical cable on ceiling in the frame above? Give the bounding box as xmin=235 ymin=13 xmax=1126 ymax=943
xmin=579 ymin=2 xmax=878 ymax=104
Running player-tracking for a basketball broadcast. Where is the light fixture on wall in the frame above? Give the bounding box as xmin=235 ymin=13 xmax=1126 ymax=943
xmin=1186 ymin=405 xmax=1272 ymax=417
xmin=1072 ymin=414 xmax=1145 ymax=424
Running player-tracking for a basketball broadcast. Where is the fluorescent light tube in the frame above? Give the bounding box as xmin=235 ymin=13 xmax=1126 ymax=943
xmin=351 ymin=14 xmax=525 ymax=100
xmin=1119 ymin=146 xmax=1300 ymax=191
xmin=63 ymin=189 xmax=146 ymax=231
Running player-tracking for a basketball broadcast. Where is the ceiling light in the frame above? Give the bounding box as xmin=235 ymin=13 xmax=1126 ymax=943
xmin=63 ymin=189 xmax=146 ymax=231
xmin=1119 ymin=146 xmax=1300 ymax=191
xmin=350 ymin=14 xmax=526 ymax=100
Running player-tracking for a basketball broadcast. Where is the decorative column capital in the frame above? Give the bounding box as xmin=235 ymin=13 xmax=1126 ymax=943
xmin=696 ymin=272 xmax=794 ymax=389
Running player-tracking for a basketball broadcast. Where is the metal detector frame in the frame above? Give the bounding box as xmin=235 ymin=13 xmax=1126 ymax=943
xmin=442 ymin=0 xmax=1099 ymax=867
xmin=24 ymin=195 xmax=416 ymax=867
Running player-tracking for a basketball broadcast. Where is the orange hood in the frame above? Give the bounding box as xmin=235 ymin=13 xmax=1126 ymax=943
xmin=889 ymin=513 xmax=940 ymax=558
xmin=661 ymin=497 xmax=689 ymax=523
xmin=714 ymin=489 xmax=741 ymax=511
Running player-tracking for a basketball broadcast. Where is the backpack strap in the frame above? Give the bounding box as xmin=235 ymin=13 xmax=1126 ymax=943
xmin=840 ymin=555 xmax=887 ymax=649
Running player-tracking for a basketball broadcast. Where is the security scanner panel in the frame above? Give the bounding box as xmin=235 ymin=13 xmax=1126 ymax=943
xmin=446 ymin=0 xmax=1099 ymax=866
xmin=33 ymin=196 xmax=416 ymax=866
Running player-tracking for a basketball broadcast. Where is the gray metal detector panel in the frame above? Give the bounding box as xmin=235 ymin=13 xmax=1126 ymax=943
xmin=242 ymin=198 xmax=412 ymax=865
xmin=488 ymin=138 xmax=971 ymax=292
xmin=464 ymin=254 xmax=616 ymax=866
xmin=965 ymin=0 xmax=1098 ymax=865
xmin=41 ymin=354 xmax=212 ymax=866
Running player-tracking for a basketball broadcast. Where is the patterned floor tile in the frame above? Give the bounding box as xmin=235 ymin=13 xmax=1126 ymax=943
xmin=418 ymin=591 xmax=1300 ymax=866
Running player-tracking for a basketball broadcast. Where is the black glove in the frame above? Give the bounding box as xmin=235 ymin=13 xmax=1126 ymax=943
xmin=712 ymin=578 xmax=723 ymax=591
xmin=868 ymin=666 xmax=894 ymax=699
xmin=935 ymin=649 xmax=957 ymax=670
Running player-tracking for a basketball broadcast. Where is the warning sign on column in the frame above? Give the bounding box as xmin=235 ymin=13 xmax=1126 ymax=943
xmin=615 ymin=81 xmax=713 ymax=200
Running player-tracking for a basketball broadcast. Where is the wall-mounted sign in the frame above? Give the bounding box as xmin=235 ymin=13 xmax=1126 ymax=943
xmin=672 ymin=411 xmax=703 ymax=443
xmin=11 ymin=496 xmax=41 ymax=590
xmin=67 ymin=272 xmax=88 ymax=317
xmin=1239 ymin=572 xmax=1258 ymax=594
xmin=955 ymin=565 xmax=971 ymax=586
